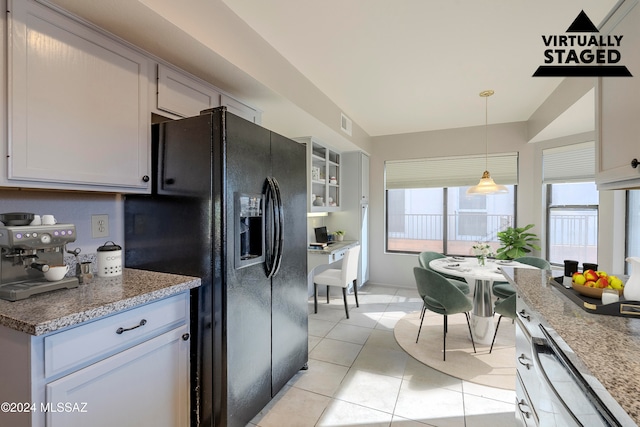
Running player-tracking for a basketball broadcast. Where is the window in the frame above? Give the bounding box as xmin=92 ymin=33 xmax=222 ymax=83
xmin=387 ymin=188 xmax=444 ymax=253
xmin=628 ymin=190 xmax=640 ymax=264
xmin=543 ymin=141 xmax=597 ymax=266
xmin=385 ymin=153 xmax=518 ymax=254
xmin=546 ymin=182 xmax=598 ymax=265
xmin=386 ymin=186 xmax=516 ymax=254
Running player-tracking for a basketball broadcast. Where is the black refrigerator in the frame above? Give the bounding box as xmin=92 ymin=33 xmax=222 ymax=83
xmin=124 ymin=107 xmax=308 ymax=427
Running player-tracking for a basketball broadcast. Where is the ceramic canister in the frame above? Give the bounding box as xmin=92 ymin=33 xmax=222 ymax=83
xmin=624 ymin=257 xmax=640 ymax=301
xmin=97 ymin=241 xmax=122 ymax=277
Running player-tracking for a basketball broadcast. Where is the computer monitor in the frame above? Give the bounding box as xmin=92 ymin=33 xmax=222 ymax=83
xmin=314 ymin=226 xmax=329 ymax=243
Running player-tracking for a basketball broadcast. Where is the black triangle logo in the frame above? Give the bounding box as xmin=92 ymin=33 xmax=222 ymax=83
xmin=566 ymin=10 xmax=599 ymax=32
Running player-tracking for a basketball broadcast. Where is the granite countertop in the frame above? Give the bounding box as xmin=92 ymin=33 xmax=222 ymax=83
xmin=0 ymin=268 xmax=201 ymax=336
xmin=503 ymin=267 xmax=640 ymax=425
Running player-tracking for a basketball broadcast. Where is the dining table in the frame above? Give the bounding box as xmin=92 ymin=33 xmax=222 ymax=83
xmin=428 ymin=256 xmax=532 ymax=345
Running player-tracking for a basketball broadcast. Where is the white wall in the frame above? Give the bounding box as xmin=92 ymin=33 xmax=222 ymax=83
xmin=369 ymin=121 xmax=533 ymax=288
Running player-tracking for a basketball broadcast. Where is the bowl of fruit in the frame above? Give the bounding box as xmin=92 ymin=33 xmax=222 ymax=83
xmin=572 ymin=269 xmax=624 ymax=299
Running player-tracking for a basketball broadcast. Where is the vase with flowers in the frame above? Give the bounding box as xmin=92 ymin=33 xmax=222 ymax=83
xmin=472 ymin=242 xmax=494 ymax=267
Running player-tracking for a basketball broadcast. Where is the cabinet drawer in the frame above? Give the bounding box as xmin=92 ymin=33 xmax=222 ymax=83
xmin=516 ymin=371 xmax=538 ymax=427
xmin=44 ymin=293 xmax=188 ymax=378
xmin=330 ymin=250 xmax=346 ymax=263
xmin=515 ymin=320 xmax=540 ymax=415
xmin=515 ymin=295 xmax=543 ymax=340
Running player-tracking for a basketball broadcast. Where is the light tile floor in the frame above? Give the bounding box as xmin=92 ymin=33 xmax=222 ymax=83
xmin=249 ymin=283 xmax=516 ymax=427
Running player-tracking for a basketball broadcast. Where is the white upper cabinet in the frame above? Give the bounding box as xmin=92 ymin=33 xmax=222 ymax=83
xmin=596 ymin=0 xmax=640 ymax=190
xmin=5 ymin=0 xmax=151 ymax=192
xmin=156 ymin=64 xmax=221 ymax=118
xmin=296 ymin=136 xmax=341 ymax=212
xmin=155 ymin=66 xmax=261 ymax=123
xmin=220 ymin=94 xmax=262 ymax=124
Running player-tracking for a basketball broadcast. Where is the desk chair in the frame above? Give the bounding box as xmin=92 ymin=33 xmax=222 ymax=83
xmin=313 ymin=245 xmax=361 ymax=319
xmin=489 ymin=293 xmax=517 ymax=353
xmin=414 ymin=267 xmax=476 ymax=361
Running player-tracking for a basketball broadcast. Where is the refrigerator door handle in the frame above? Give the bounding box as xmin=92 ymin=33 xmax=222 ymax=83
xmin=265 ymin=177 xmax=284 ymax=278
xmin=271 ymin=177 xmax=284 ymax=276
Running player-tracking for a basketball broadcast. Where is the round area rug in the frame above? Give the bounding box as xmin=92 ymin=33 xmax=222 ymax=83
xmin=394 ymin=311 xmax=516 ymax=390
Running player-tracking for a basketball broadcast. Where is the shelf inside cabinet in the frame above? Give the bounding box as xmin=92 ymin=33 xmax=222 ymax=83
xmin=297 ymin=136 xmax=342 ymax=212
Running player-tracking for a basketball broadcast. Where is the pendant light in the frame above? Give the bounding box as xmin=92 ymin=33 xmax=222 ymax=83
xmin=466 ymin=90 xmax=508 ymax=195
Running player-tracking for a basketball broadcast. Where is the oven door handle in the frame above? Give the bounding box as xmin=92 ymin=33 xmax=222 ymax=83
xmin=531 ymin=340 xmax=583 ymax=426
xmin=535 ymin=325 xmax=622 ymax=427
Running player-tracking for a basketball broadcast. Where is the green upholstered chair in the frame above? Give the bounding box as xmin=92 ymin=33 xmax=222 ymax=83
xmin=514 ymin=256 xmax=551 ymax=270
xmin=413 ymin=267 xmax=476 ymax=361
xmin=492 ymin=281 xmax=516 ymax=300
xmin=418 ymin=251 xmax=470 ymax=295
xmin=489 ymin=293 xmax=517 ymax=353
xmin=492 ymin=256 xmax=551 ymax=300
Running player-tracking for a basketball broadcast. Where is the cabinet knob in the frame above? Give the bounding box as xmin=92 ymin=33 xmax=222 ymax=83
xmin=632 ymin=158 xmax=639 ymax=169
xmin=142 ymin=175 xmax=150 ymax=182
xmin=182 ymin=333 xmax=190 ymax=341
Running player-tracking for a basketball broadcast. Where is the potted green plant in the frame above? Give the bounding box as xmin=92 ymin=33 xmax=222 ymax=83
xmin=334 ymin=230 xmax=345 ymax=242
xmin=495 ymin=224 xmax=541 ymax=260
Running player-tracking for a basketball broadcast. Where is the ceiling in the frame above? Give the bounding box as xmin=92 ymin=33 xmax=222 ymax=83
xmin=220 ymin=0 xmax=618 ymax=137
xmin=46 ymin=0 xmax=620 ymax=148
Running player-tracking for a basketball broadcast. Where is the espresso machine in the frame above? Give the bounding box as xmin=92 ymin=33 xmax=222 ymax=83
xmin=0 ymin=224 xmax=79 ymax=301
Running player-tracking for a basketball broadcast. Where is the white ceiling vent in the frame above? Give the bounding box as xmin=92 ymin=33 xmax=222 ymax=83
xmin=340 ymin=113 xmax=352 ymax=136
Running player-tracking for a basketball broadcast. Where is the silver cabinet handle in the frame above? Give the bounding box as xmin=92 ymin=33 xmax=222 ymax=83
xmin=518 ymin=309 xmax=530 ymax=321
xmin=518 ymin=354 xmax=532 ymax=370
xmin=116 ymin=319 xmax=147 ymax=334
xmin=517 ymin=399 xmax=532 ymax=419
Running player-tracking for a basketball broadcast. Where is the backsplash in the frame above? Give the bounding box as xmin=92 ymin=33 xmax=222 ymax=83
xmin=64 ymin=252 xmax=97 ymax=276
xmin=0 ymin=189 xmax=123 ymax=256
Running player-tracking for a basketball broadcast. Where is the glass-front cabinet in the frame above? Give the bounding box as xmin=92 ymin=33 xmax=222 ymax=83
xmin=295 ymin=137 xmax=341 ymax=212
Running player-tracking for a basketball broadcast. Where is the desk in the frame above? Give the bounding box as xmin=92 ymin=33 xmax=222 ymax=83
xmin=429 ymin=257 xmax=529 ymax=344
xmin=307 ymin=241 xmax=359 ymax=296
xmin=308 ymin=241 xmax=360 ymax=272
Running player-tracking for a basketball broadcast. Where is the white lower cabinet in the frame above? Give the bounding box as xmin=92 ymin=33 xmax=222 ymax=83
xmin=0 ymin=293 xmax=191 ymax=427
xmin=46 ymin=325 xmax=189 ymax=427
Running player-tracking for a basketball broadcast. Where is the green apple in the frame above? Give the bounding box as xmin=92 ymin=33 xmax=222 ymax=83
xmin=610 ymin=276 xmax=624 ymax=290
xmin=573 ymin=273 xmax=586 ymax=285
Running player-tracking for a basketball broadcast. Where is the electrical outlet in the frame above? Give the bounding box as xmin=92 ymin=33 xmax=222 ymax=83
xmin=91 ymin=214 xmax=109 ymax=238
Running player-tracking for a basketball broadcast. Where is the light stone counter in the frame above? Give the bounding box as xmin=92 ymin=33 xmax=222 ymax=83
xmin=503 ymin=267 xmax=640 ymax=425
xmin=0 ymin=268 xmax=200 ymax=336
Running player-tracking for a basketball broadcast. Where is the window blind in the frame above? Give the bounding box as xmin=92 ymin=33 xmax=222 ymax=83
xmin=385 ymin=153 xmax=518 ymax=190
xmin=542 ymin=141 xmax=594 ymax=183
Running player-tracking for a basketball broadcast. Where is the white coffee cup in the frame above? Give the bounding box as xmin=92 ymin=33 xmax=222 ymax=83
xmin=42 ymin=215 xmax=57 ymax=225
xmin=30 ymin=215 xmax=42 ymax=226
xmin=44 ymin=265 xmax=69 ymax=281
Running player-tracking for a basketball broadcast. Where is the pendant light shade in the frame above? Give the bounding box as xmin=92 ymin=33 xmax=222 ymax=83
xmin=466 ymin=90 xmax=509 ymax=195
